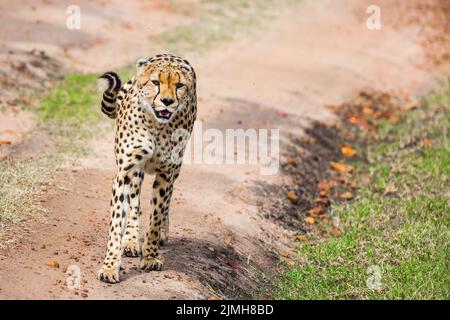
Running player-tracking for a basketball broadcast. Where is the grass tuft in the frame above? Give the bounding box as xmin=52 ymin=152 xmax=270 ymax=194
xmin=273 ymin=81 xmax=450 ymax=300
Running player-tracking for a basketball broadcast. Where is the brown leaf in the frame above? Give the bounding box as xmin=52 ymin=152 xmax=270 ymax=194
xmin=305 ymin=217 xmax=315 ymax=224
xmin=318 ymin=182 xmax=332 ymax=192
xmin=349 ymin=180 xmax=359 ymax=190
xmin=287 ymin=191 xmax=299 ymax=204
xmin=286 ymin=156 xmax=297 ymax=166
xmin=20 ymin=96 xmax=35 ymax=105
xmin=330 ymin=162 xmax=353 ymax=175
xmin=295 ymin=235 xmax=308 ymax=242
xmin=0 ymin=140 xmax=12 ymax=145
xmin=279 ymin=251 xmax=289 ymax=257
xmin=387 ymin=114 xmax=399 ymax=124
xmin=348 ymin=116 xmax=370 ymax=130
xmin=341 ymin=146 xmax=357 ymax=158
xmin=330 ymin=228 xmax=341 ymax=237
xmin=46 ymin=260 xmax=60 ymax=268
xmin=308 ymin=207 xmax=324 ymax=216
xmin=363 ymin=107 xmax=374 ymax=116
xmin=340 ymin=191 xmax=353 ymax=200
xmin=402 ymin=100 xmax=418 ymax=111
xmin=315 ymin=197 xmax=330 ymax=207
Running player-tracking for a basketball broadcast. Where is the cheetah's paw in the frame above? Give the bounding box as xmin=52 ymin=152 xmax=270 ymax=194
xmin=97 ymin=265 xmax=120 ymax=283
xmin=140 ymin=256 xmax=163 ymax=271
xmin=122 ymin=239 xmax=141 ymax=257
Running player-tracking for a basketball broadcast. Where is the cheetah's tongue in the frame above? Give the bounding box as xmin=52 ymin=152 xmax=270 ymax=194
xmin=159 ymin=110 xmax=171 ymax=117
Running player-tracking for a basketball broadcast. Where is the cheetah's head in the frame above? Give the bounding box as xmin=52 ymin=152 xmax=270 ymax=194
xmin=135 ymin=55 xmax=196 ymax=124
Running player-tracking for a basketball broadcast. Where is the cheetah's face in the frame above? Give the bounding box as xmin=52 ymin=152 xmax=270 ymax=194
xmin=136 ymin=58 xmax=194 ymax=124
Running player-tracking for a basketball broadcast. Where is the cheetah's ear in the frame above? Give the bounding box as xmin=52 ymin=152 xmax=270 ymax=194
xmin=136 ymin=58 xmax=151 ymax=86
xmin=136 ymin=58 xmax=148 ymax=70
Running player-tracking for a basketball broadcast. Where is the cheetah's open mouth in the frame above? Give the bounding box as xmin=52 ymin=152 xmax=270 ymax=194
xmin=155 ymin=109 xmax=173 ymax=120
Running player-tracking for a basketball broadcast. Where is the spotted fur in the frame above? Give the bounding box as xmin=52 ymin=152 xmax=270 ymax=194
xmin=97 ymin=54 xmax=197 ymax=283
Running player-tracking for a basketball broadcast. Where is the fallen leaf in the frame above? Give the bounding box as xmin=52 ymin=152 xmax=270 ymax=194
xmin=315 ymin=197 xmax=330 ymax=207
xmin=20 ymin=96 xmax=35 ymax=105
xmin=318 ymin=182 xmax=332 ymax=192
xmin=340 ymin=191 xmax=353 ymax=200
xmin=349 ymin=180 xmax=359 ymax=189
xmin=295 ymin=235 xmax=308 ymax=242
xmin=402 ymin=100 xmax=418 ymax=111
xmin=305 ymin=217 xmax=315 ymax=224
xmin=387 ymin=114 xmax=399 ymax=124
xmin=341 ymin=146 xmax=357 ymax=158
xmin=279 ymin=251 xmax=289 ymax=257
xmin=347 ymin=116 xmax=370 ymax=130
xmin=0 ymin=140 xmax=12 ymax=145
xmin=421 ymin=138 xmax=432 ymax=146
xmin=363 ymin=107 xmax=374 ymax=116
xmin=330 ymin=228 xmax=341 ymax=237
xmin=308 ymin=207 xmax=324 ymax=216
xmin=46 ymin=260 xmax=60 ymax=268
xmin=319 ymin=190 xmax=328 ymax=197
xmin=286 ymin=156 xmax=297 ymax=166
xmin=330 ymin=162 xmax=353 ymax=175
xmin=287 ymin=191 xmax=299 ymax=204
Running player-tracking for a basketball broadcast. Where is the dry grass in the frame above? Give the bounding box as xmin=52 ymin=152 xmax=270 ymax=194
xmin=0 ymin=156 xmax=55 ymax=247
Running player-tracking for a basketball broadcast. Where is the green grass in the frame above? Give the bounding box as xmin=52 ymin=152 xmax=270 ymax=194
xmin=36 ymin=74 xmax=99 ymax=122
xmin=273 ymin=82 xmax=450 ymax=300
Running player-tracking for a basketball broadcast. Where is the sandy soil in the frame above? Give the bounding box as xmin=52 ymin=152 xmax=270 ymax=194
xmin=0 ymin=0 xmax=448 ymax=299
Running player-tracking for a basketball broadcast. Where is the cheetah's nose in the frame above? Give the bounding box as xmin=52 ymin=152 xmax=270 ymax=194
xmin=161 ymin=97 xmax=175 ymax=106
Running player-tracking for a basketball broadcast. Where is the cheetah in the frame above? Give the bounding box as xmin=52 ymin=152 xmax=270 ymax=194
xmin=96 ymin=54 xmax=197 ymax=283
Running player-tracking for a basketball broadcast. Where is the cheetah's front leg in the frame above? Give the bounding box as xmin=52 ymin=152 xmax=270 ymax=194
xmin=97 ymin=170 xmax=136 ymax=283
xmin=160 ymin=182 xmax=173 ymax=245
xmin=122 ymin=170 xmax=144 ymax=257
xmin=140 ymin=172 xmax=174 ymax=271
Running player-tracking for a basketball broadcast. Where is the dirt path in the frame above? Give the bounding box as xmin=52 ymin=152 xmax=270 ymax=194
xmin=0 ymin=0 xmax=447 ymax=299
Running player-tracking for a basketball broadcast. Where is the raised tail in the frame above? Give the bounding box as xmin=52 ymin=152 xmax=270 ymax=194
xmin=97 ymin=72 xmax=121 ymax=119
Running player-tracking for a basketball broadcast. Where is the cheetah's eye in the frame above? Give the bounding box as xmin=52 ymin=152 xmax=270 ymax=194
xmin=152 ymin=80 xmax=160 ymax=86
xmin=176 ymin=83 xmax=184 ymax=89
